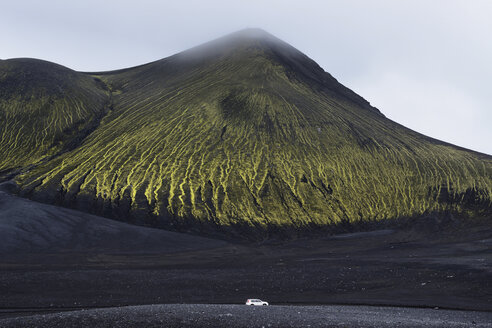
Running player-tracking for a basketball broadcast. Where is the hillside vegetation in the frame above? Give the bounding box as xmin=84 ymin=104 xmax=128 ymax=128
xmin=0 ymin=58 xmax=108 ymax=172
xmin=1 ymin=29 xmax=491 ymax=238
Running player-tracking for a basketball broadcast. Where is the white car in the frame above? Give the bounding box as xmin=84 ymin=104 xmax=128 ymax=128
xmin=245 ymin=299 xmax=269 ymax=306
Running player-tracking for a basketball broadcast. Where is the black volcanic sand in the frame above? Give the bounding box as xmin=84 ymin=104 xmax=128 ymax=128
xmin=1 ymin=304 xmax=491 ymax=328
xmin=0 ymin=189 xmax=491 ymax=323
xmin=0 ymin=187 xmax=228 ymax=254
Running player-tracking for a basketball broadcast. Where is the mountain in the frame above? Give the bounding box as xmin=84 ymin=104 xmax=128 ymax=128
xmin=1 ymin=29 xmax=490 ymax=238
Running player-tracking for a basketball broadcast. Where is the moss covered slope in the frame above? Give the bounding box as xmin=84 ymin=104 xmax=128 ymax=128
xmin=0 ymin=58 xmax=109 ymax=172
xmin=3 ymin=29 xmax=491 ymax=237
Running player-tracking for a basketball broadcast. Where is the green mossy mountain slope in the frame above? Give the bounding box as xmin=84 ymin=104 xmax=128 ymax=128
xmin=0 ymin=58 xmax=109 ymax=172
xmin=1 ymin=29 xmax=491 ymax=238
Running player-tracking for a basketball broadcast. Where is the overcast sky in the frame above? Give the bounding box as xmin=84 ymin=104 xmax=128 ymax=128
xmin=1 ymin=0 xmax=491 ymax=154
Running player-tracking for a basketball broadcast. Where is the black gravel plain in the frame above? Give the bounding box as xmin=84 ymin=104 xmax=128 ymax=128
xmin=1 ymin=190 xmax=491 ymax=327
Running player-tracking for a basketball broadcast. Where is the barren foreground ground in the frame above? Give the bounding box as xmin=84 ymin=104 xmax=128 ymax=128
xmin=0 ymin=188 xmax=491 ymax=326
xmin=1 ymin=304 xmax=491 ymax=328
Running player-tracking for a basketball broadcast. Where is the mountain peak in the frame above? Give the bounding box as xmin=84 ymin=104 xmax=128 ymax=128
xmin=227 ymin=28 xmax=274 ymax=40
xmin=179 ymin=28 xmax=286 ymax=59
xmin=189 ymin=29 xmax=378 ymax=113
